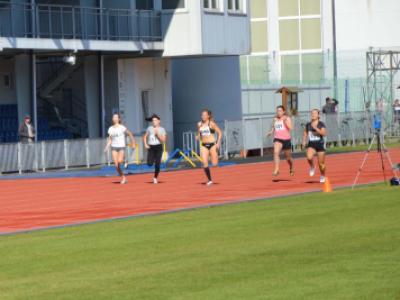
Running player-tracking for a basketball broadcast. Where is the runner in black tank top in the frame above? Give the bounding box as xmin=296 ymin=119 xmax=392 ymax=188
xmin=302 ymin=109 xmax=327 ymax=183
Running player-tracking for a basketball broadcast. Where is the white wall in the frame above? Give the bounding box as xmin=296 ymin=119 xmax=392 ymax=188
xmin=117 ymin=58 xmax=173 ymax=146
xmin=161 ymin=0 xmax=250 ymax=56
xmin=201 ymin=1 xmax=250 ymax=55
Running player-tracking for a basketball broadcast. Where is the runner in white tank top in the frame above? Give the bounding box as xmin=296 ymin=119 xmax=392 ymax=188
xmin=267 ymin=105 xmax=294 ymax=177
xmin=104 ymin=113 xmax=136 ymax=184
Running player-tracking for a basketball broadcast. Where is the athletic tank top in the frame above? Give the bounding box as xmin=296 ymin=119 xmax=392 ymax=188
xmin=199 ymin=122 xmax=215 ymax=137
xmin=274 ymin=118 xmax=291 ymax=140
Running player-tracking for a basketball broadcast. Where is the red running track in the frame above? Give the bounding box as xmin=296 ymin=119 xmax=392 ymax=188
xmin=1 ymin=150 xmax=399 ymax=234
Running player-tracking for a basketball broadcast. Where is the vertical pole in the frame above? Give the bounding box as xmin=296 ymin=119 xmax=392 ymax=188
xmin=18 ymin=143 xmax=22 ymax=175
xmin=31 ymin=52 xmax=38 ymax=143
xmin=86 ymin=138 xmax=90 ymax=168
xmin=259 ymin=118 xmax=263 ymax=157
xmin=99 ymin=53 xmax=106 ymax=137
xmin=224 ymin=120 xmax=229 ymax=160
xmin=41 ymin=141 xmax=46 ymax=172
xmin=332 ymin=0 xmax=338 ymax=100
xmin=64 ymin=139 xmax=69 ymax=170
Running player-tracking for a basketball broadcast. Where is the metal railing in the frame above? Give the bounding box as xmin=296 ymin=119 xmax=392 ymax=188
xmin=182 ymin=112 xmax=400 ymax=159
xmin=0 ymin=1 xmax=162 ymax=41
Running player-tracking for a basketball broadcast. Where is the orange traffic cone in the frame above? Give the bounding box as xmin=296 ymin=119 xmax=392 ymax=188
xmin=323 ymin=177 xmax=333 ymax=193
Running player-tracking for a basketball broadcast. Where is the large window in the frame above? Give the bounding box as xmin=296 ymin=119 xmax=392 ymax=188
xmin=136 ymin=0 xmax=154 ymax=10
xmin=162 ymin=0 xmax=185 ymax=10
xmin=203 ymin=0 xmax=220 ymax=10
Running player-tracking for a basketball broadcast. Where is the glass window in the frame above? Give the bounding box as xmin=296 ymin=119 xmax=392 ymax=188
xmin=281 ymin=55 xmax=300 ymax=83
xmin=249 ymin=56 xmax=269 ymax=84
xmin=302 ymin=53 xmax=324 ymax=83
xmin=228 ymin=0 xmax=244 ymax=13
xmin=301 ymin=18 xmax=321 ymax=49
xmin=300 ymin=0 xmax=320 ymax=15
xmin=204 ymin=0 xmax=219 ymax=10
xmin=136 ymin=0 xmax=154 ymax=10
xmin=279 ymin=0 xmax=298 ymax=17
xmin=250 ymin=0 xmax=267 ymax=18
xmin=279 ymin=19 xmax=299 ymax=51
xmin=251 ymin=21 xmax=268 ymax=53
xmin=162 ymin=0 xmax=185 ymax=10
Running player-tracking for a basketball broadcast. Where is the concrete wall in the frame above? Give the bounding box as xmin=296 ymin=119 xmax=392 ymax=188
xmin=14 ymin=54 xmax=31 ymax=124
xmin=172 ymin=56 xmax=243 ymax=148
xmin=84 ymin=55 xmax=101 ymax=138
xmin=117 ymin=57 xmax=173 ymax=146
xmin=0 ymin=58 xmax=17 ymax=105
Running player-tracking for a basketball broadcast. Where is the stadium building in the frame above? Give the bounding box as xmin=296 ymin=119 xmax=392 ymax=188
xmin=0 ymin=0 xmax=250 ymax=146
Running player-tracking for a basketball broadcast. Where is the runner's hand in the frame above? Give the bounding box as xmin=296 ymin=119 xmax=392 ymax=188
xmin=144 ymin=144 xmax=150 ymax=149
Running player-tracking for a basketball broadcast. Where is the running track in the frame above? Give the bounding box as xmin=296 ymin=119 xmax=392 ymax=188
xmin=1 ymin=150 xmax=399 ymax=235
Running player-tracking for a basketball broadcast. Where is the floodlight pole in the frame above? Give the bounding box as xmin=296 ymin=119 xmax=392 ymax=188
xmin=331 ymin=0 xmax=338 ymax=100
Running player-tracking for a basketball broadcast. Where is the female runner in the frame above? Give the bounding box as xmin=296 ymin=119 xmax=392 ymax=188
xmin=197 ymin=109 xmax=222 ymax=186
xmin=267 ymin=105 xmax=294 ymax=176
xmin=302 ymin=109 xmax=327 ymax=183
xmin=104 ymin=113 xmax=136 ymax=184
xmin=143 ymin=114 xmax=167 ymax=184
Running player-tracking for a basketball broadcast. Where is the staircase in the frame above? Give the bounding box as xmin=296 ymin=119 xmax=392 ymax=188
xmin=38 ymin=62 xmax=82 ymax=99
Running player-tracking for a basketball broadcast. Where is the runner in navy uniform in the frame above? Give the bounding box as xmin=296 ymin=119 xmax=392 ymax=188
xmin=302 ymin=109 xmax=327 ymax=183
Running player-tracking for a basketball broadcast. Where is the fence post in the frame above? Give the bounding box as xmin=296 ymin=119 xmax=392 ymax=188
xmin=224 ymin=120 xmax=228 ymax=160
xmin=34 ymin=142 xmax=39 ymax=172
xmin=64 ymin=139 xmax=69 ymax=170
xmin=259 ymin=118 xmax=263 ymax=157
xmin=85 ymin=138 xmax=90 ymax=168
xmin=41 ymin=141 xmax=46 ymax=172
xmin=17 ymin=142 xmax=22 ymax=175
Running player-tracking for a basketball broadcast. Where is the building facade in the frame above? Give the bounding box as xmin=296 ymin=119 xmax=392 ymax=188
xmin=241 ymin=0 xmax=400 ymax=117
xmin=0 ymin=0 xmax=250 ymax=147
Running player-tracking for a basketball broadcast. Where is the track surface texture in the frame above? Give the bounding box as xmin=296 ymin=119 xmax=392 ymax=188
xmin=1 ymin=150 xmax=399 ymax=234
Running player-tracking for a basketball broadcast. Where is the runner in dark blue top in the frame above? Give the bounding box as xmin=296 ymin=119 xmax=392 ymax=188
xmin=302 ymin=109 xmax=327 ymax=183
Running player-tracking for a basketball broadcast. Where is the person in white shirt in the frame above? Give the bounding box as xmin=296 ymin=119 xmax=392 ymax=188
xmin=143 ymin=114 xmax=167 ymax=184
xmin=104 ymin=113 xmax=136 ymax=184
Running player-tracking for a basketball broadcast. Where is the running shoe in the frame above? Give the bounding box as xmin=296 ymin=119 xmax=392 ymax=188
xmin=121 ymin=177 xmax=127 ymax=184
xmin=320 ymin=176 xmax=326 ymax=183
xmin=272 ymin=170 xmax=280 ymax=177
xmin=290 ymin=168 xmax=295 ymax=176
xmin=206 ymin=181 xmax=213 ymax=186
xmin=153 ymin=178 xmax=158 ymax=184
xmin=309 ymin=167 xmax=315 ymax=177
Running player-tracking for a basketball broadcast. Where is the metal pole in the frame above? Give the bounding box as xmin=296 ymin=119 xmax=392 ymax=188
xmin=331 ymin=0 xmax=338 ymax=100
xmin=99 ymin=53 xmax=106 ymax=137
xmin=31 ymin=52 xmax=38 ymax=143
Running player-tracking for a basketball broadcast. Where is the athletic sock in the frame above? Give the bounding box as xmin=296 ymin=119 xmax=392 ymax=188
xmin=204 ymin=167 xmax=212 ymax=181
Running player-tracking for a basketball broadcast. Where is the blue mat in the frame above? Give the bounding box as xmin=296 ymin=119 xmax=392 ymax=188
xmin=0 ymin=162 xmax=237 ymax=180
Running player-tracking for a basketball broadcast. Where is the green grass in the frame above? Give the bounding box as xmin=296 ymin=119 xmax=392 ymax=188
xmin=1 ymin=185 xmax=400 ymax=300
xmin=327 ymin=141 xmax=400 ymax=154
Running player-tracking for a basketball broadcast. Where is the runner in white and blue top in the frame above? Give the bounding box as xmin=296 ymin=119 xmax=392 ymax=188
xmin=143 ymin=114 xmax=167 ymax=184
xmin=302 ymin=109 xmax=327 ymax=183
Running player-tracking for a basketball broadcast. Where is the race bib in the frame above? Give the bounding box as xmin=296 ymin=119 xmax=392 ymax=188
xmin=274 ymin=121 xmax=284 ymax=131
xmin=309 ymin=131 xmax=321 ymax=142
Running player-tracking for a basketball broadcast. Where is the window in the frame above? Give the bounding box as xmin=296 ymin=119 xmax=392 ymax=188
xmin=250 ymin=0 xmax=267 ymax=18
xmin=251 ymin=21 xmax=268 ymax=53
xmin=136 ymin=0 xmax=154 ymax=10
xmin=204 ymin=0 xmax=219 ymax=10
xmin=228 ymin=0 xmax=244 ymax=13
xmin=162 ymin=0 xmax=185 ymax=10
